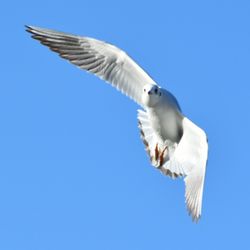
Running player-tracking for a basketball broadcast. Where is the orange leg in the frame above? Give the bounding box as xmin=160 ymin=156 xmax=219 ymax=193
xmin=155 ymin=143 xmax=159 ymax=161
xmin=159 ymin=146 xmax=168 ymax=166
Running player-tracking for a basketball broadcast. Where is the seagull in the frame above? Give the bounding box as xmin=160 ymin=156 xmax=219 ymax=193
xmin=26 ymin=25 xmax=208 ymax=222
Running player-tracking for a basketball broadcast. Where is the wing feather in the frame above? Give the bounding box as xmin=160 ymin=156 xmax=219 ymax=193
xmin=165 ymin=117 xmax=208 ymax=221
xmin=26 ymin=25 xmax=157 ymax=105
xmin=138 ymin=110 xmax=208 ymax=221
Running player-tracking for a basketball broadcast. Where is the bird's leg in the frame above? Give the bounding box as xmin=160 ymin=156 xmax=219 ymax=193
xmin=159 ymin=146 xmax=168 ymax=167
xmin=154 ymin=143 xmax=168 ymax=167
xmin=155 ymin=143 xmax=159 ymax=161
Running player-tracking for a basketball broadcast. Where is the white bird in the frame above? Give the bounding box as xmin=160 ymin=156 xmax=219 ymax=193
xmin=26 ymin=25 xmax=208 ymax=222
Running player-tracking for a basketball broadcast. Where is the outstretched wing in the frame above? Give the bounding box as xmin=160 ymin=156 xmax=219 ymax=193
xmin=26 ymin=25 xmax=157 ymax=106
xmin=138 ymin=109 xmax=208 ymax=221
xmin=167 ymin=117 xmax=208 ymax=221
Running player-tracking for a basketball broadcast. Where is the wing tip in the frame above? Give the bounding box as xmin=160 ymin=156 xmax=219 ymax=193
xmin=186 ymin=203 xmax=202 ymax=223
xmin=185 ymin=191 xmax=203 ymax=223
xmin=25 ymin=25 xmax=39 ymax=34
xmin=25 ymin=25 xmax=32 ymax=34
xmin=25 ymin=25 xmax=46 ymax=40
xmin=184 ymin=172 xmax=204 ymax=223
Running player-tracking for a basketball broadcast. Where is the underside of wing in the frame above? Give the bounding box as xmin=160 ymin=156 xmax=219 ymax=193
xmin=138 ymin=110 xmax=208 ymax=221
xmin=167 ymin=117 xmax=208 ymax=221
xmin=26 ymin=25 xmax=157 ymax=106
xmin=138 ymin=109 xmax=184 ymax=178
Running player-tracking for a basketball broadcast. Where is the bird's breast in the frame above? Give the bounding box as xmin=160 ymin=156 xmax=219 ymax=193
xmin=147 ymin=104 xmax=183 ymax=144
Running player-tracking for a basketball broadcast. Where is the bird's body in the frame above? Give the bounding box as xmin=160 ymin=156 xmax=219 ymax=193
xmin=26 ymin=26 xmax=208 ymax=222
xmin=147 ymin=89 xmax=183 ymax=143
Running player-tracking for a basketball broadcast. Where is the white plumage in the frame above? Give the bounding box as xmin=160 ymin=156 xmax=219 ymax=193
xmin=26 ymin=25 xmax=208 ymax=222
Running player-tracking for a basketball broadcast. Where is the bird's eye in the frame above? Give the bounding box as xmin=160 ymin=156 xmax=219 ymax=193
xmin=144 ymin=89 xmax=146 ymax=92
xmin=154 ymin=88 xmax=158 ymax=94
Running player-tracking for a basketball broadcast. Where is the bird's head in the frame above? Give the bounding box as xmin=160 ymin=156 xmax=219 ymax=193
xmin=142 ymin=84 xmax=162 ymax=107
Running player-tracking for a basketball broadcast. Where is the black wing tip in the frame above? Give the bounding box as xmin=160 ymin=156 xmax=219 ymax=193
xmin=24 ymin=25 xmax=80 ymax=43
xmin=25 ymin=25 xmax=35 ymax=32
xmin=25 ymin=25 xmax=40 ymax=36
xmin=25 ymin=25 xmax=51 ymax=36
xmin=25 ymin=24 xmax=32 ymax=33
xmin=25 ymin=25 xmax=41 ymax=43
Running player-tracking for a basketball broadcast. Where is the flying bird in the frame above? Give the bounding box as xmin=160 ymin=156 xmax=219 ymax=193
xmin=26 ymin=25 xmax=208 ymax=222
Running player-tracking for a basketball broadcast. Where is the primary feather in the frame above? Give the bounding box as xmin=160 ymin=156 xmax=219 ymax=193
xmin=25 ymin=25 xmax=157 ymax=106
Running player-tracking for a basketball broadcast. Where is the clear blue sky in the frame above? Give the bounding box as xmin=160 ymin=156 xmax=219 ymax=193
xmin=1 ymin=0 xmax=250 ymax=249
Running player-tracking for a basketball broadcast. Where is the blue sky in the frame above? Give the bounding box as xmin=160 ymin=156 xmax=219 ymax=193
xmin=1 ymin=0 xmax=250 ymax=249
